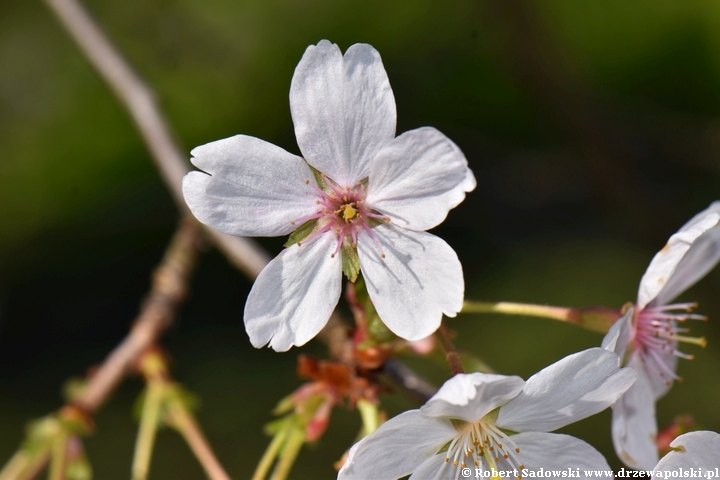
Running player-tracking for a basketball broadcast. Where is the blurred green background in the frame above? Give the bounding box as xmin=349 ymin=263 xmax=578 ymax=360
xmin=2 ymin=0 xmax=720 ymax=478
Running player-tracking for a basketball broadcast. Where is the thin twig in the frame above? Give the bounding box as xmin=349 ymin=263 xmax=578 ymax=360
xmin=166 ymin=400 xmax=232 ymax=480
xmin=0 ymin=219 xmax=203 ymax=480
xmin=382 ymin=358 xmax=437 ymax=403
xmin=435 ymin=323 xmax=465 ymax=376
xmin=44 ymin=0 xmax=270 ymax=279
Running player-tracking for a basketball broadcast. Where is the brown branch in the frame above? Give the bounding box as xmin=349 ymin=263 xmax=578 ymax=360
xmin=0 ymin=218 xmax=205 ymax=480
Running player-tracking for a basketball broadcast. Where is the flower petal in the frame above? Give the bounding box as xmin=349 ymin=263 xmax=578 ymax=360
xmin=421 ymin=373 xmax=525 ymax=423
xmin=653 ymin=202 xmax=720 ymax=307
xmin=637 ymin=202 xmax=720 ymax=308
xmin=601 ymin=308 xmax=633 ymax=357
xmin=243 ymin=232 xmax=342 ymax=351
xmin=407 ymin=453 xmax=450 ymax=480
xmin=611 ymin=353 xmax=659 ymax=470
xmin=183 ymin=135 xmax=318 ymax=237
xmin=654 ymin=431 xmax=720 ymax=473
xmin=646 ymin=347 xmax=678 ymax=400
xmin=496 ymin=348 xmax=636 ymax=433
xmin=365 ymin=127 xmax=476 ymax=231
xmin=337 ymin=410 xmax=456 ymax=480
xmin=290 ymin=40 xmax=396 ymax=186
xmin=357 ymin=224 xmax=464 ymax=341
xmin=510 ymin=432 xmax=612 ymax=474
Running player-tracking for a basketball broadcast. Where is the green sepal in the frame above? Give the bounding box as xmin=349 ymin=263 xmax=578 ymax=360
xmin=355 ymin=276 xmax=395 ymax=344
xmin=308 ymin=164 xmax=329 ymax=191
xmin=284 ymin=219 xmax=318 ymax=248
xmin=341 ymin=242 xmax=360 ymax=282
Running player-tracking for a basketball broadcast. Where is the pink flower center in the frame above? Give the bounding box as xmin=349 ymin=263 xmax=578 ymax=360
xmin=633 ymin=302 xmax=707 ymax=385
xmin=291 ymin=174 xmax=389 ymax=257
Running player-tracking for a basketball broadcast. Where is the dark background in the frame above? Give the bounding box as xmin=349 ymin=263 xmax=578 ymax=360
xmin=1 ymin=0 xmax=720 ymax=478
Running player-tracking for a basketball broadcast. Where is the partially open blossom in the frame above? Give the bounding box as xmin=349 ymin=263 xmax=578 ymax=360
xmin=653 ymin=431 xmax=720 ymax=477
xmin=183 ymin=40 xmax=475 ymax=351
xmin=338 ymin=348 xmax=636 ymax=480
xmin=602 ymin=202 xmax=720 ymax=469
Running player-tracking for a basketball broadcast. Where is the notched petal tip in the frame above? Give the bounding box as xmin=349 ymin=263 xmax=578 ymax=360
xmin=244 ymin=235 xmax=343 ymax=352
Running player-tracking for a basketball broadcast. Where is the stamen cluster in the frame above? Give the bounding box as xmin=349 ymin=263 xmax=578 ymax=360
xmin=292 ymin=174 xmax=389 ymax=257
xmin=444 ymin=419 xmax=524 ymax=479
xmin=634 ymin=302 xmax=707 ymax=385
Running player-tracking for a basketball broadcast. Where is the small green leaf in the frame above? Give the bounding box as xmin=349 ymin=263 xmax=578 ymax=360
xmin=62 ymin=378 xmax=88 ymax=403
xmin=341 ymin=243 xmax=360 ymax=282
xmin=284 ymin=219 xmax=318 ymax=248
xmin=272 ymin=394 xmax=295 ymax=416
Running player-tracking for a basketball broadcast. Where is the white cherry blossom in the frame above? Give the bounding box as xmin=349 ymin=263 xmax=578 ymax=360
xmin=338 ymin=348 xmax=636 ymax=480
xmin=602 ymin=202 xmax=720 ymax=469
xmin=652 ymin=431 xmax=720 ymax=477
xmin=182 ymin=40 xmax=475 ymax=351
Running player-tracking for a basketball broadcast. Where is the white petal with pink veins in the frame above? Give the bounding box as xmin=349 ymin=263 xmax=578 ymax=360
xmin=290 ymin=40 xmax=396 ymax=186
xmin=357 ymin=224 xmax=464 ymax=341
xmin=244 ymin=233 xmax=342 ymax=351
xmin=366 ymin=127 xmax=476 ymax=231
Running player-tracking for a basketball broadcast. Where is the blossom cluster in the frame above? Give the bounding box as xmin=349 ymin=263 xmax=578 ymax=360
xmin=182 ymin=40 xmax=720 ymax=479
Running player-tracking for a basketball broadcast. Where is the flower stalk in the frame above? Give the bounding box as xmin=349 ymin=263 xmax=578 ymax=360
xmin=134 ymin=350 xmax=231 ymax=480
xmin=131 ymin=380 xmax=164 ymax=480
xmin=48 ymin=431 xmax=68 ymax=480
xmin=462 ymin=301 xmax=620 ymax=333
